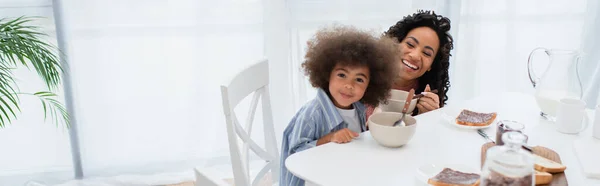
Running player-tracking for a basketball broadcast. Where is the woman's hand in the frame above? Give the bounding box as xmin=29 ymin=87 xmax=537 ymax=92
xmin=417 ymin=84 xmax=440 ymax=114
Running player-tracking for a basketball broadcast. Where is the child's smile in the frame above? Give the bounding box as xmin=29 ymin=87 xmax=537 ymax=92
xmin=340 ymin=92 xmax=354 ymax=99
xmin=328 ymin=64 xmax=370 ymax=109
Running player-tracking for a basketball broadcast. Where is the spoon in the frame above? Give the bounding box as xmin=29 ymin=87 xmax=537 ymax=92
xmin=393 ymin=89 xmax=415 ymax=127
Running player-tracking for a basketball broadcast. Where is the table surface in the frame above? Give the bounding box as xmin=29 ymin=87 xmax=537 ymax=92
xmin=285 ymin=92 xmax=600 ymax=186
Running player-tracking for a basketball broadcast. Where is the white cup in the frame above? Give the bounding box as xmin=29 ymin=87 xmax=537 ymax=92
xmin=556 ymin=98 xmax=588 ymax=134
xmin=593 ymin=105 xmax=600 ymax=139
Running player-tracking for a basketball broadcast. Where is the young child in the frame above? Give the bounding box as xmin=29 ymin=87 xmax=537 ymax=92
xmin=279 ymin=25 xmax=399 ymax=186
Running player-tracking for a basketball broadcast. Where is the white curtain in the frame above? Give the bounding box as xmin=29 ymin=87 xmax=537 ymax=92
xmin=62 ymin=0 xmax=277 ymax=178
xmin=1 ymin=0 xmax=280 ymax=185
xmin=1 ymin=0 xmax=599 ymax=185
xmin=580 ymin=0 xmax=600 ymax=107
xmin=447 ymin=0 xmax=599 ymax=105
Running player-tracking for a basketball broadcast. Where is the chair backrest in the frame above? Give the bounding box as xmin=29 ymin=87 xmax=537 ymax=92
xmin=220 ymin=59 xmax=279 ymax=186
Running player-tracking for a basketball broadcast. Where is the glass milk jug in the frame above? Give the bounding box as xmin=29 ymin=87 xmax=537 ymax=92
xmin=528 ymin=48 xmax=583 ymax=121
xmin=480 ymin=132 xmax=535 ymax=186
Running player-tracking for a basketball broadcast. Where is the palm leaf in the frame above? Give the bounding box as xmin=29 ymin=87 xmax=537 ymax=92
xmin=0 ymin=92 xmax=69 ymax=128
xmin=0 ymin=16 xmax=70 ymax=128
xmin=0 ymin=16 xmax=63 ymax=91
xmin=33 ymin=91 xmax=70 ymax=128
xmin=0 ymin=65 xmax=19 ymax=127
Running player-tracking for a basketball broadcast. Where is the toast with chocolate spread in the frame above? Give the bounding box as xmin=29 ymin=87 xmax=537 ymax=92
xmin=455 ymin=109 xmax=497 ymax=127
xmin=428 ymin=168 xmax=480 ymax=186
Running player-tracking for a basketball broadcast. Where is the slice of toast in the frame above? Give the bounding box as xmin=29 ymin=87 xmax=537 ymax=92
xmin=535 ymin=170 xmax=553 ymax=185
xmin=455 ymin=109 xmax=497 ymax=126
xmin=427 ymin=168 xmax=480 ymax=186
xmin=534 ymin=154 xmax=567 ymax=173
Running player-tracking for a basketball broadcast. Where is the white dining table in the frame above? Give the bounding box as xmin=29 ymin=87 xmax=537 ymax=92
xmin=285 ymin=92 xmax=600 ymax=186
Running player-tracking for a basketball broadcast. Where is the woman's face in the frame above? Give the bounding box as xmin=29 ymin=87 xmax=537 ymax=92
xmin=397 ymin=26 xmax=440 ymax=82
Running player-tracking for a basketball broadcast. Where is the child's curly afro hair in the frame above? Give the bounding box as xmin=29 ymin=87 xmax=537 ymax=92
xmin=302 ymin=25 xmax=399 ymax=107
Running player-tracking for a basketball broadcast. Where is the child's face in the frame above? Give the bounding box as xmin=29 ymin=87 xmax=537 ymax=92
xmin=328 ymin=64 xmax=370 ymax=109
xmin=397 ymin=26 xmax=440 ymax=82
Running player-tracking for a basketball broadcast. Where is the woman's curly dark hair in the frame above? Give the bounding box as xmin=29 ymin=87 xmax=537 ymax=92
xmin=302 ymin=25 xmax=399 ymax=107
xmin=384 ymin=10 xmax=454 ymax=108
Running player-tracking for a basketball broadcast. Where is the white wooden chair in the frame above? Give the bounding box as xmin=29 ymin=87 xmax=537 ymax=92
xmin=210 ymin=59 xmax=279 ymax=186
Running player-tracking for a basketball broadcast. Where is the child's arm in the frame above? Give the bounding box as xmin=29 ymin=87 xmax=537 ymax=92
xmin=317 ymin=133 xmax=332 ymax=146
xmin=287 ymin=117 xmax=318 ymax=153
xmin=288 ymin=118 xmax=359 ymax=153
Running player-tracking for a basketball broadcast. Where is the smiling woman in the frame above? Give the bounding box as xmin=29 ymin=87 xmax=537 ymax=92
xmin=366 ymin=10 xmax=454 ymax=120
xmin=397 ymin=27 xmax=440 ymax=84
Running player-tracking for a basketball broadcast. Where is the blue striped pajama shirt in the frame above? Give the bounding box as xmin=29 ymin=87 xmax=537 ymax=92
xmin=279 ymin=88 xmax=367 ymax=186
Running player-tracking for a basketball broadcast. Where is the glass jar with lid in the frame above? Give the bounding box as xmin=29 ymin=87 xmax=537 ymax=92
xmin=480 ymin=131 xmax=535 ymax=186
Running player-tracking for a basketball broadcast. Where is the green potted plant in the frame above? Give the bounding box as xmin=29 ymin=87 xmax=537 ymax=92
xmin=0 ymin=16 xmax=69 ymax=128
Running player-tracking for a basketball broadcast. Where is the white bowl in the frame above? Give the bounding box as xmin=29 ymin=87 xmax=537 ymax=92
xmin=380 ymin=89 xmax=418 ymax=113
xmin=368 ymin=112 xmax=417 ymax=148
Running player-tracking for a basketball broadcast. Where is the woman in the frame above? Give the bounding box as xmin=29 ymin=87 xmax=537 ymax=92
xmin=366 ymin=10 xmax=454 ymax=119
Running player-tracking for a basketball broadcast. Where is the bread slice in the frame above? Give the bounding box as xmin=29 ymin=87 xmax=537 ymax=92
xmin=535 ymin=170 xmax=553 ymax=185
xmin=533 ymin=154 xmax=566 ymax=173
xmin=455 ymin=109 xmax=497 ymax=126
xmin=428 ymin=168 xmax=480 ymax=186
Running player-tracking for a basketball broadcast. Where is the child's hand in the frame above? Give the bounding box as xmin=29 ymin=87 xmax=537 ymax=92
xmin=330 ymin=128 xmax=359 ymax=143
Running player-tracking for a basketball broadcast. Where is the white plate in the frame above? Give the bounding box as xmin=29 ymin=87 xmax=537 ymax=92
xmin=440 ymin=106 xmax=497 ymax=130
xmin=415 ymin=163 xmax=480 ymax=185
